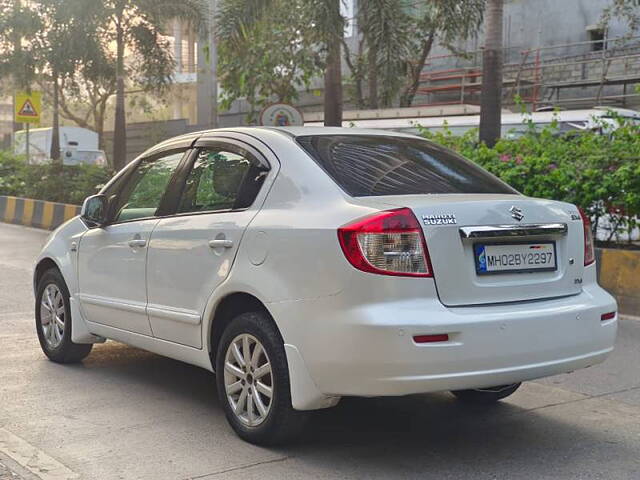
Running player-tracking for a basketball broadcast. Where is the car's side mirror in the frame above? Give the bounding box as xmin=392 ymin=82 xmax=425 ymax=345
xmin=80 ymin=194 xmax=108 ymax=227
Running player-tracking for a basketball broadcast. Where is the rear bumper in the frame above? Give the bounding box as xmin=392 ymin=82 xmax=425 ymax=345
xmin=272 ymin=282 xmax=617 ymax=403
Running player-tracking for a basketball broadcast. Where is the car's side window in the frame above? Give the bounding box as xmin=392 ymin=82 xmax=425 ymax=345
xmin=112 ymin=151 xmax=184 ymax=222
xmin=177 ymin=147 xmax=267 ymax=214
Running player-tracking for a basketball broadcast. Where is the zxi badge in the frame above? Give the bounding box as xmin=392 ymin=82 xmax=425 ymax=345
xmin=510 ymin=205 xmax=524 ymax=221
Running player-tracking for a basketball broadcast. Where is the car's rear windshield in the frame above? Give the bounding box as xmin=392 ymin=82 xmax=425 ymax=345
xmin=296 ymin=135 xmax=517 ymax=197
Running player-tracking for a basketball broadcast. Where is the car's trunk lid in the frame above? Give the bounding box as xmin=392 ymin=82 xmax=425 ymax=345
xmin=357 ymin=194 xmax=585 ymax=306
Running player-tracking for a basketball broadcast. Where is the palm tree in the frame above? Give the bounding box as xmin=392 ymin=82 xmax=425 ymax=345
xmin=217 ymin=0 xmax=345 ymax=127
xmin=317 ymin=0 xmax=344 ymax=126
xmin=35 ymin=0 xmax=100 ymax=164
xmin=343 ymin=0 xmax=412 ymax=109
xmin=97 ymin=0 xmax=206 ymax=170
xmin=479 ymin=0 xmax=504 ymax=147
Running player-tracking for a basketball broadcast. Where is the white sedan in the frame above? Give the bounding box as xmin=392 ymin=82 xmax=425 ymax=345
xmin=33 ymin=127 xmax=617 ymax=444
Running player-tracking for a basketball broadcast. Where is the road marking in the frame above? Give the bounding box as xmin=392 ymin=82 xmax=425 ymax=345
xmin=0 ymin=428 xmax=78 ymax=480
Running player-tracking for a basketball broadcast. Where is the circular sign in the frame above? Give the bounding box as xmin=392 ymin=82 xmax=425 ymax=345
xmin=259 ymin=103 xmax=304 ymax=127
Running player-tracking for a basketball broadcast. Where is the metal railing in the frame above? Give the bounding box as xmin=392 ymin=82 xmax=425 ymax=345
xmin=414 ymin=36 xmax=640 ymax=110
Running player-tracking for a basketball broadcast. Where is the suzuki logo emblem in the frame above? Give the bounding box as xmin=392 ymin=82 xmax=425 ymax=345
xmin=510 ymin=206 xmax=524 ymax=221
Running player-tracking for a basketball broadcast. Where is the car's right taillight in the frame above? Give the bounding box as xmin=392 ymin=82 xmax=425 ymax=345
xmin=337 ymin=208 xmax=433 ymax=277
xmin=579 ymin=207 xmax=595 ymax=266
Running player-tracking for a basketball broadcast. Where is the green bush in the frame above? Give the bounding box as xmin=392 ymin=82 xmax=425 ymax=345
xmin=418 ymin=118 xmax=640 ymax=244
xmin=0 ymin=152 xmax=113 ymax=205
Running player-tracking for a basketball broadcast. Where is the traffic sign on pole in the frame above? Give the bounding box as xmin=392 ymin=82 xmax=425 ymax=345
xmin=15 ymin=91 xmax=41 ymax=124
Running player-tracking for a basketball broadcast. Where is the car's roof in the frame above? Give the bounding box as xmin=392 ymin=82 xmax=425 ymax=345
xmin=193 ymin=126 xmax=418 ymax=141
xmin=143 ymin=126 xmax=421 ymax=159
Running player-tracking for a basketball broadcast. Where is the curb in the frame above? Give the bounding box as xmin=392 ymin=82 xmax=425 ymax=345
xmin=596 ymin=247 xmax=640 ymax=317
xmin=0 ymin=195 xmax=80 ymax=230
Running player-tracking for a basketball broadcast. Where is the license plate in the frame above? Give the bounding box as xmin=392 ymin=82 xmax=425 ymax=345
xmin=474 ymin=242 xmax=557 ymax=275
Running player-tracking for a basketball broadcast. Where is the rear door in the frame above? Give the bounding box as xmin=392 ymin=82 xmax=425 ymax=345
xmin=145 ymin=139 xmax=273 ymax=348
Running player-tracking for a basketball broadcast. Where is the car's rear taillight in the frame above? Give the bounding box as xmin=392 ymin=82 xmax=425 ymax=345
xmin=579 ymin=208 xmax=595 ymax=266
xmin=338 ymin=208 xmax=432 ymax=277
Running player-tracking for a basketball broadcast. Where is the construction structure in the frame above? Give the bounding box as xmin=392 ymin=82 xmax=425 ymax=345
xmin=413 ymin=36 xmax=640 ymax=111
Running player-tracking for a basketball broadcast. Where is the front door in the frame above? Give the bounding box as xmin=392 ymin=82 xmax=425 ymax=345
xmin=78 ymin=150 xmax=185 ymax=335
xmin=146 ymin=142 xmax=271 ymax=347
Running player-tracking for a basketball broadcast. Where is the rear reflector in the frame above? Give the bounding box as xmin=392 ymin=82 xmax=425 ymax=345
xmin=413 ymin=334 xmax=449 ymax=343
xmin=601 ymin=312 xmax=616 ymax=321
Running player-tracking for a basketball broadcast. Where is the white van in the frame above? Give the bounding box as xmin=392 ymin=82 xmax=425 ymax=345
xmin=14 ymin=126 xmax=107 ymax=166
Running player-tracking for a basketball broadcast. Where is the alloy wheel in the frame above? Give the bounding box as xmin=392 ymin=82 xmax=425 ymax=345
xmin=40 ymin=284 xmax=65 ymax=348
xmin=223 ymin=333 xmax=274 ymax=427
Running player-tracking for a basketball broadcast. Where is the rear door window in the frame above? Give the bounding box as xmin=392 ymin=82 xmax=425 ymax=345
xmin=177 ymin=146 xmax=268 ymax=214
xmin=296 ymin=135 xmax=517 ymax=197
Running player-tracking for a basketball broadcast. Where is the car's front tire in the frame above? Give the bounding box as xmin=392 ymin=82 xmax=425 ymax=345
xmin=35 ymin=268 xmax=93 ymax=363
xmin=215 ymin=311 xmax=307 ymax=445
xmin=451 ymin=383 xmax=521 ymax=404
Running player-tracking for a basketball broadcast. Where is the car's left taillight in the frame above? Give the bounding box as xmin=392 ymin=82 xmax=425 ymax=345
xmin=337 ymin=208 xmax=433 ymax=277
xmin=579 ymin=207 xmax=595 ymax=266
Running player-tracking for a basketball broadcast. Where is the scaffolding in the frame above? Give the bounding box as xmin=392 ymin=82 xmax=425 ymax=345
xmin=415 ymin=36 xmax=640 ymax=110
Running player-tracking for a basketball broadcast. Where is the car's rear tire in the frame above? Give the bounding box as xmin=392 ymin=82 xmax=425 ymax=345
xmin=215 ymin=311 xmax=307 ymax=445
xmin=451 ymin=383 xmax=521 ymax=404
xmin=35 ymin=268 xmax=93 ymax=363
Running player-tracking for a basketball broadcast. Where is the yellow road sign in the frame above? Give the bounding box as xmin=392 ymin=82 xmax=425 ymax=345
xmin=15 ymin=91 xmax=41 ymax=124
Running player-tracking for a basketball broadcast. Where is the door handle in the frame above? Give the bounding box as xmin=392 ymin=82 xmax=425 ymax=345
xmin=128 ymin=238 xmax=147 ymax=248
xmin=208 ymin=239 xmax=234 ymax=249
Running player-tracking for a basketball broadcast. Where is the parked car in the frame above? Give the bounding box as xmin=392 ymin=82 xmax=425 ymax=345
xmin=34 ymin=127 xmax=617 ymax=444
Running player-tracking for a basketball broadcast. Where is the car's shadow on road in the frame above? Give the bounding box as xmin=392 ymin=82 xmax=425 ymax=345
xmin=70 ymin=341 xmax=633 ymax=478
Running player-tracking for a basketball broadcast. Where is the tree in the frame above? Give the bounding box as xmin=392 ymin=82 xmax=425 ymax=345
xmin=0 ymin=0 xmax=41 ymax=132
xmin=0 ymin=1 xmax=38 ymax=87
xmin=33 ymin=0 xmax=104 ymax=163
xmin=343 ymin=1 xmax=485 ymax=109
xmin=0 ymin=0 xmax=100 ymax=164
xmin=95 ymin=0 xmax=206 ymax=170
xmin=479 ymin=0 xmax=503 ymax=147
xmin=601 ymin=0 xmax=640 ymax=34
xmin=217 ymin=0 xmax=345 ymax=126
xmin=343 ymin=0 xmax=412 ymax=109
xmin=399 ymin=1 xmax=485 ymax=107
xmin=317 ymin=0 xmax=344 ymax=126
xmin=217 ymin=0 xmax=323 ymax=119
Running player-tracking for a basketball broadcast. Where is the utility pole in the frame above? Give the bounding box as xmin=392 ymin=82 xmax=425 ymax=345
xmin=197 ymin=0 xmax=218 ymax=128
xmin=479 ymin=0 xmax=504 ymax=148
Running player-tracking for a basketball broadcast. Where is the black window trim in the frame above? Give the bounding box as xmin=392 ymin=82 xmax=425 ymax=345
xmin=165 ymin=139 xmax=272 ymax=219
xmin=98 ymin=135 xmax=273 ymax=226
xmin=102 ymin=147 xmax=194 ymax=226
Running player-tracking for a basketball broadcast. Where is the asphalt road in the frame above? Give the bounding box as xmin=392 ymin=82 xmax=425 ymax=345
xmin=1 ymin=222 xmax=639 ymax=480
